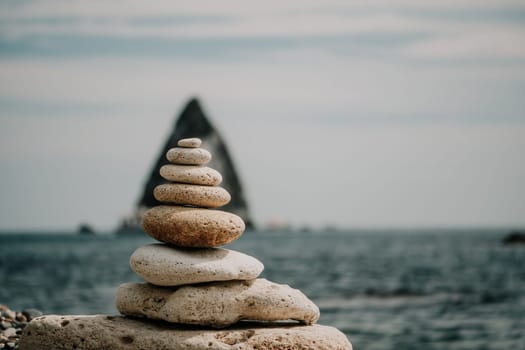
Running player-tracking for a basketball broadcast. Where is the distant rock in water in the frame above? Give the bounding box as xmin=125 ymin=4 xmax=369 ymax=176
xmin=135 ymin=98 xmax=254 ymax=229
xmin=503 ymin=231 xmax=525 ymax=245
xmin=78 ymin=223 xmax=95 ymax=235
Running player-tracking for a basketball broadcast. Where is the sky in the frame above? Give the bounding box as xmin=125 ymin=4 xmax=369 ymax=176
xmin=0 ymin=0 xmax=524 ymax=231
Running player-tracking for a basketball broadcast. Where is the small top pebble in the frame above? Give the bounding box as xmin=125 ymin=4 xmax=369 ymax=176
xmin=178 ymin=138 xmax=202 ymax=148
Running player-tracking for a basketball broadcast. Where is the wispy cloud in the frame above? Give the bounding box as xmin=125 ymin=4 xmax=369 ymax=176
xmin=0 ymin=0 xmax=524 ymax=62
xmin=0 ymin=32 xmax=432 ymax=61
xmin=0 ymin=96 xmax=131 ymax=118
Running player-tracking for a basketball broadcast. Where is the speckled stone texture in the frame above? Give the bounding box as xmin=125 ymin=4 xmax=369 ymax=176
xmin=160 ymin=164 xmax=222 ymax=186
xmin=154 ymin=183 xmax=231 ymax=208
xmin=130 ymin=244 xmax=264 ymax=286
xmin=19 ymin=315 xmax=352 ymax=350
xmin=115 ymin=279 xmax=320 ymax=327
xmin=166 ymin=147 xmax=211 ymax=165
xmin=177 ymin=137 xmax=202 ymax=148
xmin=142 ymin=205 xmax=245 ymax=247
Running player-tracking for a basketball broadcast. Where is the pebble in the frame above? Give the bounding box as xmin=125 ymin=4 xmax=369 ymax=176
xmin=142 ymin=205 xmax=245 ymax=247
xmin=1 ymin=311 xmax=14 ymax=321
xmin=116 ymin=279 xmax=320 ymax=327
xmin=177 ymin=138 xmax=202 ymax=148
xmin=21 ymin=309 xmax=42 ymax=320
xmin=0 ymin=305 xmax=42 ymax=350
xmin=130 ymin=244 xmax=264 ymax=286
xmin=166 ymin=147 xmax=211 ymax=165
xmin=153 ymin=183 xmax=231 ymax=208
xmin=159 ymin=164 xmax=222 ymax=186
xmin=2 ymin=330 xmax=14 ymax=339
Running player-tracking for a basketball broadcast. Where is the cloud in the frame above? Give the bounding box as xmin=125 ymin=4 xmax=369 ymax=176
xmin=0 ymin=32 xmax=432 ymax=61
xmin=404 ymin=27 xmax=525 ymax=60
xmin=0 ymin=97 xmax=132 ymax=118
xmin=0 ymin=52 xmax=524 ymax=125
xmin=1 ymin=0 xmax=524 ymax=63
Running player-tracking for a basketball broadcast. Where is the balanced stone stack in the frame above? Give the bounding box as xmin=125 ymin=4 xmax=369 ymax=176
xmin=19 ymin=138 xmax=352 ymax=349
xmin=116 ymin=137 xmax=323 ymax=328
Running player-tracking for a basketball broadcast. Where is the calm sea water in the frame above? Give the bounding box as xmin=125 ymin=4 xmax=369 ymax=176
xmin=1 ymin=229 xmax=524 ymax=349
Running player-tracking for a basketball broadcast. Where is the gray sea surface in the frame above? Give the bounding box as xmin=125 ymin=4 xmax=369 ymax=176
xmin=1 ymin=229 xmax=524 ymax=349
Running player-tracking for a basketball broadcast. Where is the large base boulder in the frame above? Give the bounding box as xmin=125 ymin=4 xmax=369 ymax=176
xmin=19 ymin=315 xmax=352 ymax=350
xmin=116 ymin=279 xmax=319 ymax=327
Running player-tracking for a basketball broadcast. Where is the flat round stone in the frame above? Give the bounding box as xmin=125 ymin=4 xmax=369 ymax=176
xmin=177 ymin=138 xmax=202 ymax=148
xmin=160 ymin=164 xmax=222 ymax=186
xmin=20 ymin=315 xmax=353 ymax=350
xmin=153 ymin=184 xmax=230 ymax=208
xmin=142 ymin=206 xmax=245 ymax=247
xmin=116 ymin=279 xmax=320 ymax=327
xmin=130 ymin=244 xmax=264 ymax=286
xmin=166 ymin=147 xmax=211 ymax=165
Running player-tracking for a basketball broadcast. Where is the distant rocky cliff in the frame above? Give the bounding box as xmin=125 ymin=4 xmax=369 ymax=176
xmin=137 ymin=98 xmax=254 ymax=229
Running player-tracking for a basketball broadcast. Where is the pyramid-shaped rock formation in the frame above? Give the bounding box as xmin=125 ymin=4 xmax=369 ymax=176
xmin=137 ymin=99 xmax=254 ymax=228
xmin=19 ymin=138 xmax=352 ymax=349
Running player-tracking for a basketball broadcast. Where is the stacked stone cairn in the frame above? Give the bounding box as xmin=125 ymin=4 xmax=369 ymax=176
xmin=116 ymin=137 xmax=324 ymax=328
xmin=19 ymin=138 xmax=352 ymax=349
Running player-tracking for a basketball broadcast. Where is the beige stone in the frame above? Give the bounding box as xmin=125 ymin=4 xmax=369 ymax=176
xmin=19 ymin=315 xmax=352 ymax=350
xmin=130 ymin=244 xmax=264 ymax=286
xmin=142 ymin=205 xmax=244 ymax=247
xmin=154 ymin=183 xmax=231 ymax=208
xmin=160 ymin=164 xmax=222 ymax=186
xmin=177 ymin=137 xmax=202 ymax=148
xmin=166 ymin=147 xmax=211 ymax=165
xmin=116 ymin=279 xmax=320 ymax=327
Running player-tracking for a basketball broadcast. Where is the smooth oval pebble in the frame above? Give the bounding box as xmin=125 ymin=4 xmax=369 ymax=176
xmin=166 ymin=147 xmax=211 ymax=165
xmin=142 ymin=206 xmax=245 ymax=247
xmin=116 ymin=279 xmax=320 ymax=327
xmin=160 ymin=164 xmax=222 ymax=186
xmin=130 ymin=244 xmax=264 ymax=286
xmin=154 ymin=184 xmax=230 ymax=208
xmin=177 ymin=138 xmax=202 ymax=148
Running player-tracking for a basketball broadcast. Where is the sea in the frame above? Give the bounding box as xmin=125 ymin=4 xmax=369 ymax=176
xmin=1 ymin=229 xmax=524 ymax=350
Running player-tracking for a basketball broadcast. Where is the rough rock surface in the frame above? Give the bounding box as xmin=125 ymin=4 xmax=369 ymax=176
xmin=142 ymin=205 xmax=245 ymax=247
xmin=160 ymin=164 xmax=222 ymax=186
xmin=178 ymin=138 xmax=202 ymax=148
xmin=166 ymin=147 xmax=211 ymax=165
xmin=130 ymin=244 xmax=264 ymax=286
xmin=19 ymin=315 xmax=352 ymax=350
xmin=116 ymin=279 xmax=320 ymax=327
xmin=154 ymin=183 xmax=231 ymax=208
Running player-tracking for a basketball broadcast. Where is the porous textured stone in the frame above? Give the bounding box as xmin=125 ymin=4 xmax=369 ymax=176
xmin=142 ymin=205 xmax=245 ymax=247
xmin=166 ymin=147 xmax=211 ymax=165
xmin=177 ymin=138 xmax=202 ymax=148
xmin=154 ymin=183 xmax=231 ymax=208
xmin=116 ymin=279 xmax=320 ymax=327
xmin=19 ymin=315 xmax=352 ymax=350
xmin=130 ymin=244 xmax=264 ymax=286
xmin=160 ymin=164 xmax=222 ymax=186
